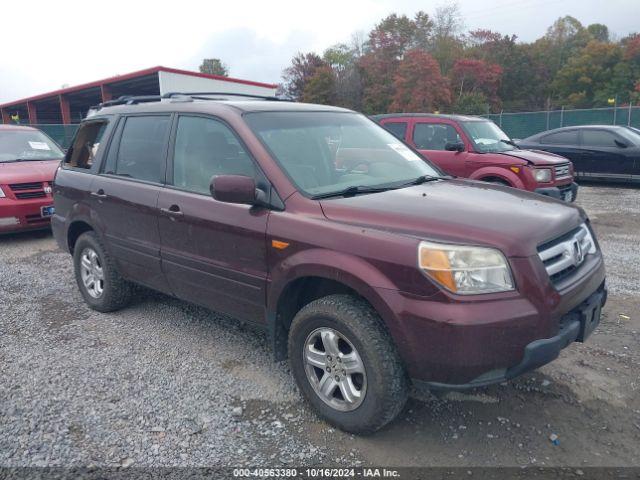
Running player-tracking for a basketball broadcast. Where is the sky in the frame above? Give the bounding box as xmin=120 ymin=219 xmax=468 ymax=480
xmin=1 ymin=0 xmax=638 ymax=104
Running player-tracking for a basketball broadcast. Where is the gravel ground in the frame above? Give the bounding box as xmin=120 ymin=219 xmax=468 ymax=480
xmin=1 ymin=184 xmax=639 ymax=468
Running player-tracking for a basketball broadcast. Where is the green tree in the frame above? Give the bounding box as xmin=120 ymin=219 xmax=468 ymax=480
xmin=301 ymin=66 xmax=336 ymax=105
xmin=199 ymin=58 xmax=229 ymax=76
xmin=281 ymin=53 xmax=327 ymax=100
xmin=452 ymin=92 xmax=490 ymax=115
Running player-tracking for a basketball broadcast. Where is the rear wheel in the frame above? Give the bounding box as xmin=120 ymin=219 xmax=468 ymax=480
xmin=288 ymin=294 xmax=408 ymax=434
xmin=73 ymin=232 xmax=133 ymax=312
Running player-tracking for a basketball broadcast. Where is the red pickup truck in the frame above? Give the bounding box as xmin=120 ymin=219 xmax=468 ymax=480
xmin=374 ymin=114 xmax=578 ymax=202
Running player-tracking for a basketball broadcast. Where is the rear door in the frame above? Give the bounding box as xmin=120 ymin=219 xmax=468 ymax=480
xmin=410 ymin=120 xmax=469 ymax=177
xmin=579 ymin=129 xmax=634 ymax=180
xmin=158 ymin=114 xmax=269 ymax=324
xmin=91 ymin=114 xmax=172 ymax=293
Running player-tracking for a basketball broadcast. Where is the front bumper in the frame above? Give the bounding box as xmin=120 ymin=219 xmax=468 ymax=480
xmin=535 ymin=182 xmax=578 ymax=202
xmin=415 ymin=285 xmax=606 ymax=390
xmin=0 ymin=197 xmax=54 ymax=234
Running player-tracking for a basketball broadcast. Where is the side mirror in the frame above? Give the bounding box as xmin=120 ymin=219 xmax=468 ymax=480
xmin=210 ymin=175 xmax=267 ymax=206
xmin=614 ymin=139 xmax=628 ymax=148
xmin=445 ymin=141 xmax=465 ymax=152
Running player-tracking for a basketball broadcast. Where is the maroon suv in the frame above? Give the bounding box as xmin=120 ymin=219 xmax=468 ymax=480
xmin=52 ymin=95 xmax=606 ymax=434
xmin=374 ymin=114 xmax=578 ymax=202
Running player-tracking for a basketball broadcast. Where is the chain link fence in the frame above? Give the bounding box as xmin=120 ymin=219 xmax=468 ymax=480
xmin=19 ymin=106 xmax=640 ymax=148
xmin=483 ymin=106 xmax=640 ymax=140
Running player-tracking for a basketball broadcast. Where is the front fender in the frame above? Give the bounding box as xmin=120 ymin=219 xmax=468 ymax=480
xmin=469 ymin=167 xmax=525 ymax=189
xmin=267 ymin=248 xmax=412 ymax=361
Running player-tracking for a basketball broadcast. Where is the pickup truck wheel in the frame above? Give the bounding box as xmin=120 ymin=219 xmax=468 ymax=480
xmin=73 ymin=232 xmax=132 ymax=312
xmin=288 ymin=294 xmax=408 ymax=434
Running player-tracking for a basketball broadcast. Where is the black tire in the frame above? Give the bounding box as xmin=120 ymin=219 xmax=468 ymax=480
xmin=288 ymin=294 xmax=409 ymax=434
xmin=73 ymin=231 xmax=132 ymax=312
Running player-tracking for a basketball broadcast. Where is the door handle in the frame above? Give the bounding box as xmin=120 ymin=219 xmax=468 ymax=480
xmin=160 ymin=205 xmax=184 ymax=218
xmin=91 ymin=189 xmax=107 ymax=199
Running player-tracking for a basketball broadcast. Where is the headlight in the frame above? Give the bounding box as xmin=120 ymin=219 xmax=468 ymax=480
xmin=0 ymin=186 xmax=5 ymax=198
xmin=418 ymin=241 xmax=514 ymax=295
xmin=534 ymin=168 xmax=552 ymax=182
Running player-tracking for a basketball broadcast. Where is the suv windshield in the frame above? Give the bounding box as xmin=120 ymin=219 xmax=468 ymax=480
xmin=245 ymin=112 xmax=441 ymax=197
xmin=0 ymin=129 xmax=65 ymax=162
xmin=461 ymin=120 xmax=516 ymax=153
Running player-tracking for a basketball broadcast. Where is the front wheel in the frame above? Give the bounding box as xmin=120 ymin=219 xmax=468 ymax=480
xmin=288 ymin=295 xmax=408 ymax=434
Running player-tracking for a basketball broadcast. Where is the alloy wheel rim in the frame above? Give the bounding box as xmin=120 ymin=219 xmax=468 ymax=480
xmin=80 ymin=247 xmax=104 ymax=299
xmin=303 ymin=327 xmax=367 ymax=412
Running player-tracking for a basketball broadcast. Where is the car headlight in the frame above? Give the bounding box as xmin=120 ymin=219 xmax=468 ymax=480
xmin=418 ymin=241 xmax=514 ymax=295
xmin=0 ymin=186 xmax=5 ymax=198
xmin=534 ymin=168 xmax=552 ymax=182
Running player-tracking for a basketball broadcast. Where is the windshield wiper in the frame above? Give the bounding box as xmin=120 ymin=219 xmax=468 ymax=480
xmin=401 ymin=174 xmax=444 ymax=186
xmin=311 ymin=184 xmax=397 ymax=199
xmin=500 ymin=139 xmax=519 ymax=148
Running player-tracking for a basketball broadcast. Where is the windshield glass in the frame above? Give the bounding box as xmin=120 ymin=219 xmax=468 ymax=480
xmin=245 ymin=112 xmax=441 ymax=197
xmin=0 ymin=129 xmax=65 ymax=162
xmin=619 ymin=127 xmax=640 ymax=146
xmin=461 ymin=120 xmax=515 ymax=153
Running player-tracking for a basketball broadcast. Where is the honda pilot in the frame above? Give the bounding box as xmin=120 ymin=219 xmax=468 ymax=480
xmin=52 ymin=95 xmax=606 ymax=434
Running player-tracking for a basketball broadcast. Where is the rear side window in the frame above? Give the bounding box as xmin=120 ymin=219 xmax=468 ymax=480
xmin=172 ymin=116 xmax=256 ymax=195
xmin=65 ymin=121 xmax=108 ymax=169
xmin=114 ymin=116 xmax=171 ymax=183
xmin=542 ymin=130 xmax=578 ymax=145
xmin=382 ymin=122 xmax=407 ymax=140
xmin=413 ymin=123 xmax=461 ymax=150
xmin=582 ymin=130 xmax=618 ymax=147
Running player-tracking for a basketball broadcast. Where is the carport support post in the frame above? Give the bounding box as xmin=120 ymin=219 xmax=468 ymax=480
xmin=59 ymin=95 xmax=71 ymax=124
xmin=0 ymin=108 xmax=10 ymax=124
xmin=100 ymin=84 xmax=112 ymax=102
xmin=27 ymin=102 xmax=38 ymax=125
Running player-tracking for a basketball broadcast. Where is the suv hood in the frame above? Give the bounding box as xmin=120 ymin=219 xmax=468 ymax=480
xmin=497 ymin=149 xmax=569 ymax=166
xmin=320 ymin=179 xmax=585 ymax=257
xmin=0 ymin=160 xmax=60 ymax=184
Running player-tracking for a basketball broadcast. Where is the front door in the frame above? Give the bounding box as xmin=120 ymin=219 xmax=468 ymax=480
xmin=91 ymin=114 xmax=172 ymax=293
xmin=580 ymin=129 xmax=635 ymax=180
xmin=158 ymin=115 xmax=269 ymax=324
xmin=411 ymin=121 xmax=469 ymax=177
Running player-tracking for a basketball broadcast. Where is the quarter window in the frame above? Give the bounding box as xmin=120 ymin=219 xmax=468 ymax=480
xmin=172 ymin=116 xmax=256 ymax=195
xmin=114 ymin=116 xmax=170 ymax=183
xmin=382 ymin=122 xmax=407 ymax=140
xmin=413 ymin=123 xmax=461 ymax=150
xmin=65 ymin=120 xmax=108 ymax=169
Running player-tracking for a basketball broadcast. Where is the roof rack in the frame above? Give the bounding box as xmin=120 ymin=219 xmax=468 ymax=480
xmin=162 ymin=91 xmax=281 ymax=101
xmin=90 ymin=91 xmax=281 ymax=112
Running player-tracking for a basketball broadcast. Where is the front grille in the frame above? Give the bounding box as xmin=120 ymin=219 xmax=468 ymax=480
xmin=9 ymin=182 xmax=43 ymax=191
xmin=15 ymin=191 xmax=46 ymax=199
xmin=538 ymin=224 xmax=595 ymax=285
xmin=9 ymin=181 xmax=47 ymax=200
xmin=554 ymin=163 xmax=571 ymax=179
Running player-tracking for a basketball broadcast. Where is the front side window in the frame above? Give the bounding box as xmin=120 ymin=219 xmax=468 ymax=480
xmin=582 ymin=130 xmax=618 ymax=148
xmin=0 ymin=128 xmax=64 ymax=162
xmin=543 ymin=130 xmax=579 ymax=145
xmin=245 ymin=111 xmax=441 ymax=197
xmin=460 ymin=121 xmax=514 ymax=153
xmin=413 ymin=123 xmax=461 ymax=150
xmin=172 ymin=116 xmax=256 ymax=195
xmin=65 ymin=121 xmax=107 ymax=169
xmin=115 ymin=116 xmax=170 ymax=183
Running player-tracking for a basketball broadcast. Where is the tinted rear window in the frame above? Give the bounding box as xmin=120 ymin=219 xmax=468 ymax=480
xmin=542 ymin=130 xmax=578 ymax=145
xmin=115 ymin=116 xmax=170 ymax=183
xmin=582 ymin=129 xmax=618 ymax=147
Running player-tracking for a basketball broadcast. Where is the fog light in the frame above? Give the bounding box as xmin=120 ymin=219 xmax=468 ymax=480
xmin=0 ymin=217 xmax=20 ymax=226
